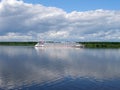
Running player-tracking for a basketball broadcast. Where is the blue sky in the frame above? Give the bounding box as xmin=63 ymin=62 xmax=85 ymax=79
xmin=0 ymin=0 xmax=120 ymax=41
xmin=24 ymin=0 xmax=120 ymax=12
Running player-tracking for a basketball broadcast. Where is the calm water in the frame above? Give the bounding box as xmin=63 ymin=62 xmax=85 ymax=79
xmin=0 ymin=46 xmax=120 ymax=90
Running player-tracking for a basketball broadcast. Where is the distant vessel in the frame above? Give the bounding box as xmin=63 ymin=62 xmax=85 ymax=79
xmin=35 ymin=41 xmax=84 ymax=48
xmin=35 ymin=41 xmax=45 ymax=47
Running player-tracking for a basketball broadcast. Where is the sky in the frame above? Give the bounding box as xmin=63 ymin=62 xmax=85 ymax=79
xmin=0 ymin=0 xmax=120 ymax=41
xmin=24 ymin=0 xmax=120 ymax=12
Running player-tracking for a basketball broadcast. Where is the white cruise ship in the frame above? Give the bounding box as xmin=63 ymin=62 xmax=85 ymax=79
xmin=35 ymin=41 xmax=84 ymax=48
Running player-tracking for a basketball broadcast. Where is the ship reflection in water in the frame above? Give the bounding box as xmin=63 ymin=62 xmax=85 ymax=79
xmin=0 ymin=46 xmax=120 ymax=90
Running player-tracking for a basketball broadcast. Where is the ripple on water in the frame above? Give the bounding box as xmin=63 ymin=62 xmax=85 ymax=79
xmin=0 ymin=46 xmax=120 ymax=90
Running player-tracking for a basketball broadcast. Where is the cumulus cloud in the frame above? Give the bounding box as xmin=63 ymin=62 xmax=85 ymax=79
xmin=0 ymin=0 xmax=120 ymax=41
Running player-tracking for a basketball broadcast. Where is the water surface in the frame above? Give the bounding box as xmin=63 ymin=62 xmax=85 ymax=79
xmin=0 ymin=46 xmax=120 ymax=90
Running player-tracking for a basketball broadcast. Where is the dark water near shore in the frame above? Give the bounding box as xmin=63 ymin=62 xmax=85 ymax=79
xmin=0 ymin=46 xmax=120 ymax=90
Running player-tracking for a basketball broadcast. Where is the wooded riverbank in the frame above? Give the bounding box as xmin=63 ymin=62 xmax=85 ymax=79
xmin=0 ymin=42 xmax=120 ymax=48
xmin=0 ymin=42 xmax=37 ymax=46
xmin=79 ymin=42 xmax=120 ymax=48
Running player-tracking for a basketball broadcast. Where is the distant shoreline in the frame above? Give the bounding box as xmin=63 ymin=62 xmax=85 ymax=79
xmin=0 ymin=42 xmax=37 ymax=46
xmin=79 ymin=42 xmax=120 ymax=48
xmin=0 ymin=42 xmax=120 ymax=48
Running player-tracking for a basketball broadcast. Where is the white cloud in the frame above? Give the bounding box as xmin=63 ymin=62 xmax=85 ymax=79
xmin=0 ymin=32 xmax=33 ymax=41
xmin=0 ymin=0 xmax=120 ymax=41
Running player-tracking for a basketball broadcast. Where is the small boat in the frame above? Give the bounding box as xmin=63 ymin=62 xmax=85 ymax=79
xmin=72 ymin=44 xmax=84 ymax=48
xmin=35 ymin=41 xmax=45 ymax=47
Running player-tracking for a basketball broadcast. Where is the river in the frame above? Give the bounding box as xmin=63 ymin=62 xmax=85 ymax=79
xmin=0 ymin=46 xmax=120 ymax=90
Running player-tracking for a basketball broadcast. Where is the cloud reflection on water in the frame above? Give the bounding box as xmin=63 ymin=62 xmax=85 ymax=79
xmin=0 ymin=46 xmax=120 ymax=89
